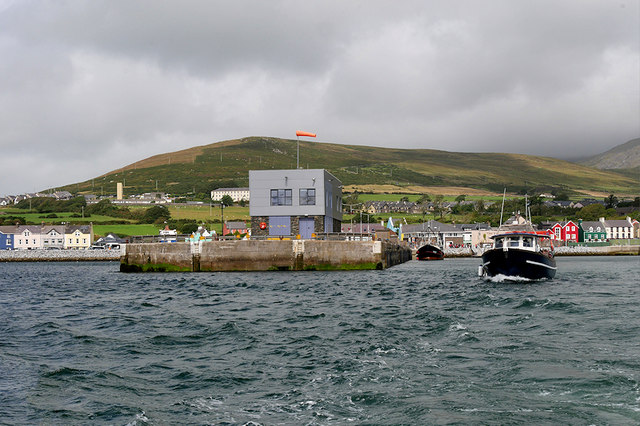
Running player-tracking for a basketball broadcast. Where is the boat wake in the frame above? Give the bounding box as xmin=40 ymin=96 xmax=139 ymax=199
xmin=483 ymin=274 xmax=549 ymax=283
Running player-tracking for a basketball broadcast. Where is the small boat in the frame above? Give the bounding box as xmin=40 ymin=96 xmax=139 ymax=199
xmin=478 ymin=191 xmax=556 ymax=280
xmin=416 ymin=243 xmax=444 ymax=260
xmin=479 ymin=231 xmax=556 ymax=280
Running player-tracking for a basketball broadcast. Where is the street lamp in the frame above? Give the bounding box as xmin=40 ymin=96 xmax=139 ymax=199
xmin=220 ymin=202 xmax=226 ymax=237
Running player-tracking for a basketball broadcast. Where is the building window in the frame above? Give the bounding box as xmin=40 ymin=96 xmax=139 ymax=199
xmin=299 ymin=188 xmax=316 ymax=205
xmin=270 ymin=189 xmax=292 ymax=206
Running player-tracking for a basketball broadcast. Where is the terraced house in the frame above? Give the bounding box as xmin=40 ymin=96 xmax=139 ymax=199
xmin=65 ymin=225 xmax=93 ymax=250
xmin=549 ymin=220 xmax=579 ymax=243
xmin=0 ymin=226 xmax=14 ymax=250
xmin=42 ymin=225 xmax=65 ymax=249
xmin=601 ymin=217 xmax=636 ymax=240
xmin=0 ymin=224 xmax=94 ymax=249
xmin=578 ymin=220 xmax=607 ymax=243
xmin=14 ymin=225 xmax=43 ymax=250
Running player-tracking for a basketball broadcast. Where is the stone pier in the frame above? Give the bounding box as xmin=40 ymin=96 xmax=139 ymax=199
xmin=120 ymin=240 xmax=412 ymax=272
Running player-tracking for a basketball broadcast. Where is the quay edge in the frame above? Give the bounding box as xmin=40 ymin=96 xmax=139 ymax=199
xmin=120 ymin=240 xmax=412 ymax=272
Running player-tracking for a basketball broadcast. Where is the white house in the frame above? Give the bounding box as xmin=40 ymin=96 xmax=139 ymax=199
xmin=42 ymin=225 xmax=65 ymax=249
xmin=211 ymin=187 xmax=250 ymax=203
xmin=14 ymin=225 xmax=43 ymax=250
xmin=600 ymin=217 xmax=635 ymax=240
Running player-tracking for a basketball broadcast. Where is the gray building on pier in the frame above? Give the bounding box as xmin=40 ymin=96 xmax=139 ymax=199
xmin=249 ymin=169 xmax=343 ymax=238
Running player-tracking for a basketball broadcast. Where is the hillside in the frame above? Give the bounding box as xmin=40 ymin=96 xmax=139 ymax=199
xmin=581 ymin=138 xmax=640 ymax=169
xmin=56 ymin=136 xmax=639 ymax=197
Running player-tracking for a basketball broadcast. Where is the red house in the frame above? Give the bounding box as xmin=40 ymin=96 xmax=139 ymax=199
xmin=550 ymin=221 xmax=579 ymax=243
xmin=222 ymin=221 xmax=248 ymax=236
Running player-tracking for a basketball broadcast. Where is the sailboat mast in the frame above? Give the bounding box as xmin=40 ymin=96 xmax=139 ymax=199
xmin=499 ymin=188 xmax=506 ymax=226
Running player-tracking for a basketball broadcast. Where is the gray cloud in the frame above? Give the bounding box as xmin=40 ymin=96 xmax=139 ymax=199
xmin=0 ymin=0 xmax=638 ymax=195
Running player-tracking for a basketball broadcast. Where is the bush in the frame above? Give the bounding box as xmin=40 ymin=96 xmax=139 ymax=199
xmin=180 ymin=222 xmax=200 ymax=234
xmin=140 ymin=205 xmax=171 ymax=224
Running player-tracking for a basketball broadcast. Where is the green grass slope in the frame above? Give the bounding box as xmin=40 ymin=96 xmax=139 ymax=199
xmin=56 ymin=136 xmax=639 ymax=196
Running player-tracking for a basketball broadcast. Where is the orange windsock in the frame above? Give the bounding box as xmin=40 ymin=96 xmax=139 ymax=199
xmin=296 ymin=130 xmax=316 ymax=137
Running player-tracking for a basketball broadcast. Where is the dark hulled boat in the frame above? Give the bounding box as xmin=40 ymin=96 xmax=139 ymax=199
xmin=416 ymin=244 xmax=444 ymax=260
xmin=479 ymin=231 xmax=556 ymax=280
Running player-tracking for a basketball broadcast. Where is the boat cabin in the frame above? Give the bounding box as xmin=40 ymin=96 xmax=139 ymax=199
xmin=492 ymin=233 xmax=545 ymax=251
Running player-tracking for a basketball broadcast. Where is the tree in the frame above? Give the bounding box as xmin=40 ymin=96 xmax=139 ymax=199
xmin=529 ymin=194 xmax=543 ymax=216
xmin=220 ymin=194 xmax=234 ymax=206
xmin=578 ymin=203 xmax=606 ymax=221
xmin=141 ymin=205 xmax=171 ymax=224
xmin=180 ymin=222 xmax=199 ymax=234
xmin=455 ymin=194 xmax=466 ymax=203
xmin=433 ymin=194 xmax=445 ymax=219
xmin=417 ymin=194 xmax=431 ymax=204
xmin=605 ymin=194 xmax=618 ymax=209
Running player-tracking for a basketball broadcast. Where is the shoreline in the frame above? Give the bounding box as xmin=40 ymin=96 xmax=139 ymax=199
xmin=0 ymin=249 xmax=121 ymax=262
xmin=441 ymin=245 xmax=640 ymax=258
xmin=0 ymin=244 xmax=638 ymax=263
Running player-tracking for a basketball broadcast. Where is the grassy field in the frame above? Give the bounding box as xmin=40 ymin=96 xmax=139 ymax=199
xmin=169 ymin=204 xmax=250 ymax=221
xmin=93 ymin=224 xmax=162 ymax=237
xmin=0 ymin=210 xmax=133 ymax=224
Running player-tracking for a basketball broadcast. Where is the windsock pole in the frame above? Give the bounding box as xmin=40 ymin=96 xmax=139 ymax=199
xmin=295 ymin=131 xmax=316 ymax=169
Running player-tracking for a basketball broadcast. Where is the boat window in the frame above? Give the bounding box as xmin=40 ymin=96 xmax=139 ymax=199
xmin=523 ymin=237 xmax=533 ymax=247
xmin=509 ymin=238 xmax=520 ymax=247
xmin=494 ymin=238 xmax=503 ymax=248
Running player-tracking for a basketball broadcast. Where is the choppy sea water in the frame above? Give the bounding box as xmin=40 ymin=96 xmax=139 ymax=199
xmin=1 ymin=256 xmax=639 ymax=425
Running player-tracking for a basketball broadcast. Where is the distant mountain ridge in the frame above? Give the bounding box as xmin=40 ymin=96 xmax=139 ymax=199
xmin=57 ymin=136 xmax=639 ymax=197
xmin=580 ymin=138 xmax=640 ymax=170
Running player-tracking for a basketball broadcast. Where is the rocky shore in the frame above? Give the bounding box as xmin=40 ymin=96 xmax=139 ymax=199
xmin=0 ymin=249 xmax=121 ymax=262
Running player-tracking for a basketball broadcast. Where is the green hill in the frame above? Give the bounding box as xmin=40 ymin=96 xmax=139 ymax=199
xmin=56 ymin=136 xmax=639 ymax=197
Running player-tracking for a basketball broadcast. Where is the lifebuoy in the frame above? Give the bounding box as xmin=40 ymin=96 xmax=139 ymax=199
xmin=259 ymin=222 xmax=267 ymax=230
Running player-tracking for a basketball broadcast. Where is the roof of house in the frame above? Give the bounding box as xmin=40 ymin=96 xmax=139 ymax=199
xmin=42 ymin=225 xmax=65 ymax=234
xmin=95 ymin=233 xmax=126 ymax=243
xmin=341 ymin=223 xmax=387 ymax=233
xmin=66 ymin=225 xmax=92 ymax=234
xmin=402 ymin=220 xmax=461 ymax=234
xmin=603 ymin=219 xmax=633 ymax=227
xmin=0 ymin=225 xmax=17 ymax=234
xmin=213 ymin=187 xmax=250 ymax=192
xmin=226 ymin=221 xmax=247 ymax=229
xmin=580 ymin=221 xmax=604 ymax=230
xmin=457 ymin=223 xmax=492 ymax=230
xmin=16 ymin=225 xmax=42 ymax=233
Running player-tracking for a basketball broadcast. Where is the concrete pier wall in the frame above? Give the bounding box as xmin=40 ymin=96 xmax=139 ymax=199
xmin=120 ymin=240 xmax=412 ymax=272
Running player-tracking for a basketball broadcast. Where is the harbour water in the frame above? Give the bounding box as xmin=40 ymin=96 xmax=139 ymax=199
xmin=1 ymin=257 xmax=639 ymax=424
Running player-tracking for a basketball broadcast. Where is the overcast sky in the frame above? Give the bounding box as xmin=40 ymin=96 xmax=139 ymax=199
xmin=1 ymin=0 xmax=638 ymax=195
